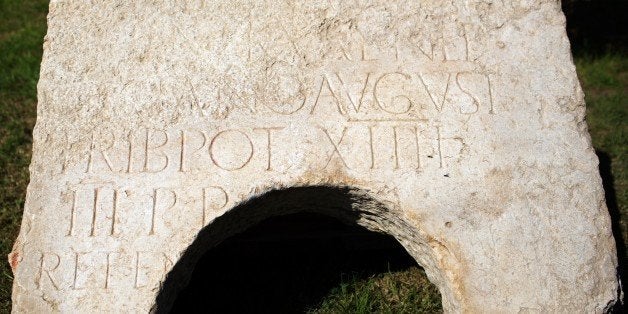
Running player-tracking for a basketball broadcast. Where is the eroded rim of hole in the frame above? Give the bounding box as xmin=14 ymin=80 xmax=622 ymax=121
xmin=151 ymin=185 xmax=458 ymax=313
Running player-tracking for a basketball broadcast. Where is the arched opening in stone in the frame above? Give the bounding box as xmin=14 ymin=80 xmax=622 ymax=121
xmin=153 ymin=186 xmax=450 ymax=312
xmin=168 ymin=212 xmax=441 ymax=312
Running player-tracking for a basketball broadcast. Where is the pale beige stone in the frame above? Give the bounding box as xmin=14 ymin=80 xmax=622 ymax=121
xmin=10 ymin=0 xmax=621 ymax=312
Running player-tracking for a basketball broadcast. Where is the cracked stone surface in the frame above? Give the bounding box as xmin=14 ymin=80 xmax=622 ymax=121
xmin=10 ymin=0 xmax=620 ymax=312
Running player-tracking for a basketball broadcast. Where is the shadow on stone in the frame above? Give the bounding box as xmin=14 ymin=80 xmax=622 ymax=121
xmin=169 ymin=212 xmax=417 ymax=313
xmin=596 ymin=150 xmax=625 ymax=312
xmin=152 ymin=186 xmax=437 ymax=313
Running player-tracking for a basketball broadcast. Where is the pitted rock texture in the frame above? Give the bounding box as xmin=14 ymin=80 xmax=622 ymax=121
xmin=10 ymin=0 xmax=620 ymax=312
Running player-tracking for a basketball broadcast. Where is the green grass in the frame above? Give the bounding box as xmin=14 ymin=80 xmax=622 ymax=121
xmin=309 ymin=267 xmax=442 ymax=314
xmin=0 ymin=0 xmax=49 ymax=312
xmin=0 ymin=0 xmax=626 ymax=313
xmin=575 ymin=54 xmax=628 ymax=260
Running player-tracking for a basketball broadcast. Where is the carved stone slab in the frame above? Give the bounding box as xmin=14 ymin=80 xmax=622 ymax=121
xmin=10 ymin=0 xmax=620 ymax=312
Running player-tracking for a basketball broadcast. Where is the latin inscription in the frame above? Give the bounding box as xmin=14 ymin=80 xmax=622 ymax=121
xmin=28 ymin=6 xmax=503 ymax=298
xmin=178 ymin=69 xmax=495 ymax=119
xmin=66 ymin=185 xmax=233 ymax=237
xmin=83 ymin=123 xmax=462 ymax=174
xmin=33 ymin=250 xmax=175 ymax=292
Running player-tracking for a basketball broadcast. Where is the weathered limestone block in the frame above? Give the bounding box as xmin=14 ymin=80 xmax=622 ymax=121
xmin=10 ymin=0 xmax=621 ymax=312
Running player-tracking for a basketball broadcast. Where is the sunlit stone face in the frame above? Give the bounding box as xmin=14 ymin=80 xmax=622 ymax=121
xmin=10 ymin=1 xmax=620 ymax=312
